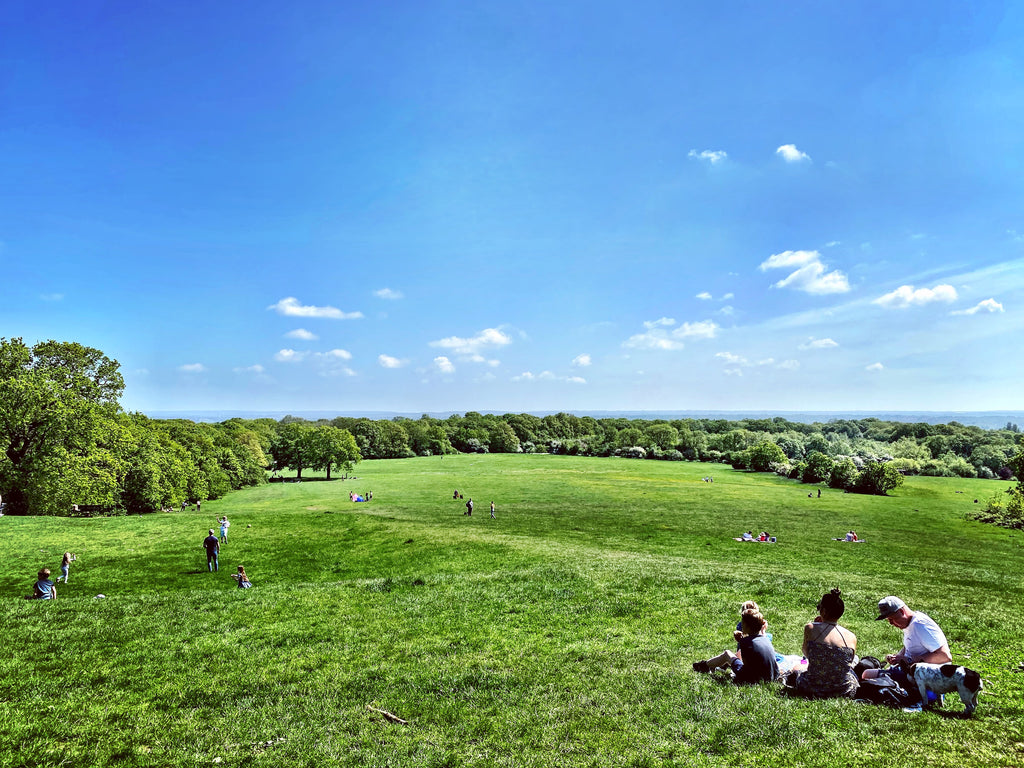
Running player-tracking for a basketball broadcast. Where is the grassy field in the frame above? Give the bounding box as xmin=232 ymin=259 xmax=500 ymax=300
xmin=2 ymin=454 xmax=1023 ymax=767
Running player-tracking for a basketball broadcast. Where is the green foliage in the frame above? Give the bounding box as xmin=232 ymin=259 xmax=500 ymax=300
xmin=971 ymin=486 xmax=1024 ymax=528
xmin=801 ymin=451 xmax=834 ymax=484
xmin=748 ymin=440 xmax=787 ymax=472
xmin=852 ymin=461 xmax=905 ymax=496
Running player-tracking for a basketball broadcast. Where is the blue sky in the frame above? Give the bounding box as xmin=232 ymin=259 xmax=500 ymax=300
xmin=3 ymin=1 xmax=1024 ymax=414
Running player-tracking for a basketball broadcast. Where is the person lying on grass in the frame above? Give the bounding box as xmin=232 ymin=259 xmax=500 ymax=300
xmin=693 ymin=606 xmax=779 ymax=683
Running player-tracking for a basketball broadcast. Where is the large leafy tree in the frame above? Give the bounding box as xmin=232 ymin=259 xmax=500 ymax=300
xmin=308 ymin=425 xmax=360 ymax=480
xmin=0 ymin=338 xmax=124 ymax=515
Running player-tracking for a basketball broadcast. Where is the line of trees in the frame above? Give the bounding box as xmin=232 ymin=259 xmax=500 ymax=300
xmin=3 ymin=337 xmax=1020 ymax=514
xmin=0 ymin=339 xmax=360 ymax=516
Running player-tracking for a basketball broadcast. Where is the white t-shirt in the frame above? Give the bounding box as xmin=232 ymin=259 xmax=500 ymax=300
xmin=903 ymin=611 xmax=948 ymax=662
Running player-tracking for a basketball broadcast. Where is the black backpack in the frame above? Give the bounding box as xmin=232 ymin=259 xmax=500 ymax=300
xmin=855 ymin=675 xmax=918 ymax=707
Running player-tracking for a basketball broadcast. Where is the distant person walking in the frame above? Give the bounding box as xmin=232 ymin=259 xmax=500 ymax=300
xmin=203 ymin=529 xmax=220 ymax=572
xmin=490 ymin=501 xmax=495 ymax=519
xmin=465 ymin=498 xmax=473 ymax=516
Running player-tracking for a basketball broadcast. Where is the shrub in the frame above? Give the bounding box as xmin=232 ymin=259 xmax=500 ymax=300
xmin=615 ymin=446 xmax=647 ymax=459
xmin=970 ymin=487 xmax=1024 ymax=529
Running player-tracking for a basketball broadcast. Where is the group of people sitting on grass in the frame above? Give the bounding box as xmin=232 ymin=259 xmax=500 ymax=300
xmin=736 ymin=531 xmax=775 ymax=542
xmin=692 ymin=590 xmax=953 ymax=712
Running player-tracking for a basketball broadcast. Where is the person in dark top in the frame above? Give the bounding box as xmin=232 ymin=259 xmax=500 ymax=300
xmin=465 ymin=498 xmax=473 ymax=516
xmin=693 ymin=607 xmax=779 ymax=684
xmin=202 ymin=529 xmax=220 ymax=572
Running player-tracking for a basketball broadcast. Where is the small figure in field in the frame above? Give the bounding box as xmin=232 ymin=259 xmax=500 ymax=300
xmin=490 ymin=501 xmax=495 ymax=519
xmin=219 ymin=516 xmax=230 ymax=544
xmin=817 ymin=488 xmax=822 ymax=498
xmin=57 ymin=552 xmax=76 ymax=584
xmin=29 ymin=568 xmax=57 ymax=600
xmin=181 ymin=501 xmax=187 ymax=512
xmin=692 ymin=606 xmax=779 ymax=684
xmin=203 ymin=529 xmax=220 ymax=572
xmin=196 ymin=500 xmax=201 ymax=513
xmin=465 ymin=498 xmax=473 ymax=516
xmin=231 ymin=565 xmax=253 ymax=589
xmin=453 ymin=490 xmax=459 ymax=500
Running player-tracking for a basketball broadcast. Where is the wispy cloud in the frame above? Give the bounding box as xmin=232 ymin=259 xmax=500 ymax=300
xmin=179 ymin=363 xmax=206 ymax=373
xmin=760 ymin=250 xmax=849 ymax=294
xmin=571 ymin=353 xmax=592 ymax=367
xmin=378 ymin=354 xmax=407 ymax=369
xmin=688 ymin=149 xmax=727 ymax=164
xmin=374 ymin=288 xmax=403 ymax=300
xmin=318 ymin=349 xmax=352 ymax=361
xmin=233 ymin=364 xmax=266 ymax=375
xmin=799 ymin=337 xmax=839 ymax=350
xmin=866 ymin=362 xmax=884 ymax=372
xmin=696 ymin=291 xmax=712 ymax=300
xmin=40 ymin=293 xmax=64 ymax=302
xmin=873 ymin=284 xmax=957 ymax=309
xmin=776 ymin=144 xmax=811 ymax=163
xmin=624 ymin=319 xmax=719 ymax=350
xmin=274 ymin=349 xmax=306 ymax=362
xmin=434 ymin=356 xmax=455 ymax=374
xmin=284 ymin=328 xmax=318 ymax=340
xmin=430 ymin=327 xmax=512 ymax=356
xmin=268 ymin=297 xmax=363 ymax=320
xmin=951 ymin=298 xmax=1004 ymax=316
xmin=513 ymin=371 xmax=586 ymax=384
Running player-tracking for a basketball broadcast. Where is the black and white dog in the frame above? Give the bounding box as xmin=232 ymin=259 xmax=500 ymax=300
xmin=907 ymin=663 xmax=983 ymax=716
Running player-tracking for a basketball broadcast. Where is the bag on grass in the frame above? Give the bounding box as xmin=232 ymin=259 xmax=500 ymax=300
xmin=855 ymin=676 xmax=915 ymax=708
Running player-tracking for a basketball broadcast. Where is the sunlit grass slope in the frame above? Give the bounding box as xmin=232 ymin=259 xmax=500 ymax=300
xmin=2 ymin=454 xmax=1022 ymax=767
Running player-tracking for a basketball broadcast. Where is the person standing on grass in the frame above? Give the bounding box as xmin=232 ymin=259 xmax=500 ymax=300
xmin=490 ymin=501 xmax=495 ymax=519
xmin=219 ymin=516 xmax=230 ymax=544
xmin=57 ymin=552 xmax=75 ymax=584
xmin=203 ymin=529 xmax=220 ymax=572
xmin=465 ymin=498 xmax=473 ymax=516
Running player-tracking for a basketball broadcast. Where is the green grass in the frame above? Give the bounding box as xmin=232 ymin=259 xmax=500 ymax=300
xmin=2 ymin=454 xmax=1023 ymax=767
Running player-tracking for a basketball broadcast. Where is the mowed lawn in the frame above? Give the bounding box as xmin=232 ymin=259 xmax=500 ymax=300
xmin=2 ymin=454 xmax=1023 ymax=768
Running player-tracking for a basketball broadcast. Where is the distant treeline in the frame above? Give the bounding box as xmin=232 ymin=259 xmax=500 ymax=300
xmin=2 ymin=337 xmax=1022 ymax=517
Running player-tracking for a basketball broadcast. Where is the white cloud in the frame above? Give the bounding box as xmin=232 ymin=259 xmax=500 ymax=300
xmin=430 ymin=327 xmax=512 ymax=356
xmin=572 ymin=353 xmax=592 ymax=367
xmin=777 ymin=360 xmax=801 ymax=370
xmin=624 ymin=333 xmax=685 ymax=351
xmin=317 ymin=349 xmax=352 ymax=360
xmin=718 ymin=305 xmax=735 ymax=316
xmin=267 ymin=297 xmax=363 ymax=320
xmin=951 ymin=298 xmax=1004 ymax=316
xmin=374 ymin=288 xmax=404 ymax=300
xmin=716 ymin=352 xmax=747 ymax=365
xmin=722 ymin=292 xmax=734 ymax=300
xmin=675 ymin=320 xmax=718 ymax=339
xmin=873 ymin=284 xmax=957 ymax=309
xmin=760 ymin=250 xmax=850 ymax=294
xmin=799 ymin=337 xmax=839 ymax=350
xmin=866 ymin=362 xmax=884 ymax=372
xmin=723 ymin=368 xmax=744 ymax=377
xmin=179 ymin=363 xmax=206 ymax=373
xmin=378 ymin=354 xmax=406 ymax=369
xmin=696 ymin=291 xmax=712 ymax=300
xmin=285 ymin=328 xmax=318 ymax=340
xmin=644 ymin=317 xmax=676 ymax=329
xmin=233 ymin=364 xmax=265 ymax=374
xmin=776 ymin=144 xmax=811 ymax=163
xmin=688 ymin=149 xmax=728 ymax=164
xmin=434 ymin=356 xmax=455 ymax=374
xmin=513 ymin=371 xmax=585 ymax=384
xmin=40 ymin=293 xmax=64 ymax=302
xmin=274 ymin=349 xmax=307 ymax=363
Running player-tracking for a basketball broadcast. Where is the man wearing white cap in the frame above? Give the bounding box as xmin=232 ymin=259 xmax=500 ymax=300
xmin=861 ymin=596 xmax=952 ymax=709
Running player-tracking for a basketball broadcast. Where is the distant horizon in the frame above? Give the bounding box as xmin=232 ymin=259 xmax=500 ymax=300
xmin=143 ymin=408 xmax=1024 ymax=431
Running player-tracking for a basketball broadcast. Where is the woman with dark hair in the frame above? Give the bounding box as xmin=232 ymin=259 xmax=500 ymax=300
xmin=789 ymin=588 xmax=859 ymax=698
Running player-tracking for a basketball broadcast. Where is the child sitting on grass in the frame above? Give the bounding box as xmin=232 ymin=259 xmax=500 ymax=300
xmin=231 ymin=565 xmax=252 ymax=589
xmin=693 ymin=606 xmax=779 ymax=684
